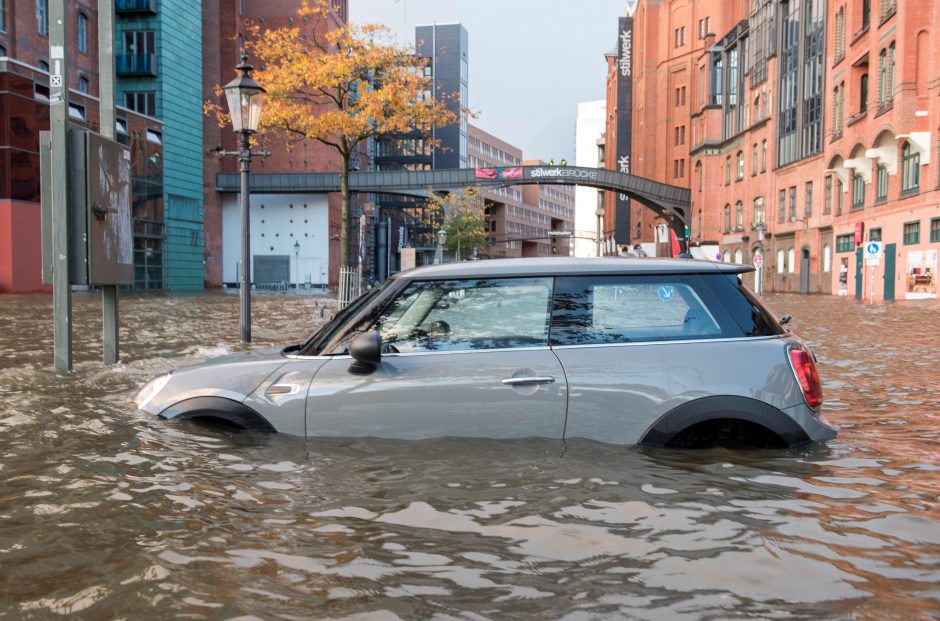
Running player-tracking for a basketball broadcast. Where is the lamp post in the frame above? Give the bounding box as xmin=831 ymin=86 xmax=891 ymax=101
xmin=754 ymin=221 xmax=766 ymax=295
xmin=293 ymin=239 xmax=300 ymax=287
xmin=221 ymin=53 xmax=266 ymax=343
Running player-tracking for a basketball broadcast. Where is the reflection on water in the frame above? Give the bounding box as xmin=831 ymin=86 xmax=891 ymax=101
xmin=1 ymin=291 xmax=938 ymax=619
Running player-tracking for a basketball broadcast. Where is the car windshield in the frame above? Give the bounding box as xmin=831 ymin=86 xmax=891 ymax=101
xmin=298 ymin=280 xmax=396 ymax=355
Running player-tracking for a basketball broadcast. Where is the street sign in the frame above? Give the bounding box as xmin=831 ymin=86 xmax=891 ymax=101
xmin=548 ymin=230 xmax=572 ymax=237
xmin=864 ymin=241 xmax=883 ymax=265
xmin=754 ymin=254 xmax=764 ymax=268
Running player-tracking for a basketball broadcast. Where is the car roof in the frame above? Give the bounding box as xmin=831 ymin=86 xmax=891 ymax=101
xmin=394 ymin=257 xmax=754 ymax=280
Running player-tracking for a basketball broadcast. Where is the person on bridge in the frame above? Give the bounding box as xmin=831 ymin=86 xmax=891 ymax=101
xmin=560 ymin=159 xmax=567 ymax=166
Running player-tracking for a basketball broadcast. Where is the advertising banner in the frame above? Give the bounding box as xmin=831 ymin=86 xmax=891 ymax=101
xmin=614 ymin=16 xmax=634 ymax=244
xmin=905 ymin=249 xmax=937 ymax=299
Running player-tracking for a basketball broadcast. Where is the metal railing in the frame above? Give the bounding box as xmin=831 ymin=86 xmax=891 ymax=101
xmin=338 ymin=267 xmax=361 ymax=309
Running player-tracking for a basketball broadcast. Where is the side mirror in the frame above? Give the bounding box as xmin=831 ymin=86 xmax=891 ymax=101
xmin=779 ymin=314 xmax=792 ymax=325
xmin=348 ymin=331 xmax=382 ymax=375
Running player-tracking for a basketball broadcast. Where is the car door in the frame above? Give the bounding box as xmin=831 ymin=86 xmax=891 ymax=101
xmin=305 ymin=276 xmax=568 ymax=440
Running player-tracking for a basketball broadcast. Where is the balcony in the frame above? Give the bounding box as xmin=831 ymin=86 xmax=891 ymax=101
xmin=116 ymin=0 xmax=157 ymax=15
xmin=116 ymin=54 xmax=158 ymax=77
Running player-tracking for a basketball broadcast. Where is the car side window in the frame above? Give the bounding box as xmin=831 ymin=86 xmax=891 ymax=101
xmin=551 ymin=275 xmax=737 ymax=346
xmin=371 ymin=277 xmax=554 ymax=353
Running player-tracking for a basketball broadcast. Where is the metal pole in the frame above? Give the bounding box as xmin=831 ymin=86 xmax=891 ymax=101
xmin=595 ymin=209 xmax=603 ymax=257
xmin=99 ymin=0 xmax=119 ymax=364
xmin=239 ymin=132 xmax=252 ymax=343
xmin=869 ymin=265 xmax=875 ymax=304
xmin=50 ymin=0 xmax=72 ymax=372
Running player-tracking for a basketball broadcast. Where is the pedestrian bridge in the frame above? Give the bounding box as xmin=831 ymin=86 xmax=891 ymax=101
xmin=217 ymin=165 xmax=691 ymax=245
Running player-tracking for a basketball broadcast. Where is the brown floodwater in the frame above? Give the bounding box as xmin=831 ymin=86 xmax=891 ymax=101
xmin=0 ymin=290 xmax=938 ymax=619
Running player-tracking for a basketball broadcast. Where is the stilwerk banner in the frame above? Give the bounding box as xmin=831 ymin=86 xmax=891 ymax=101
xmin=614 ymin=15 xmax=634 ymax=245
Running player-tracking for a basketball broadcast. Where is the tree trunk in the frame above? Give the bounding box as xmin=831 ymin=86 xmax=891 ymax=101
xmin=339 ymin=154 xmax=351 ymax=270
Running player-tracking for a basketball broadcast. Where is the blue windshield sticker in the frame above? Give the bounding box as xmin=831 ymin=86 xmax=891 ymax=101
xmin=658 ymin=285 xmax=675 ymax=302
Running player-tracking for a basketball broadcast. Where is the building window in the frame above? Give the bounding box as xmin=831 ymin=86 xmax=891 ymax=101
xmin=0 ymin=0 xmax=6 ymax=33
xmin=869 ymin=227 xmax=882 ymax=241
xmin=836 ymin=178 xmax=844 ymax=215
xmin=723 ymin=204 xmax=731 ymax=232
xmin=38 ymin=60 xmax=49 ymax=72
xmin=777 ymin=249 xmax=785 ymax=272
xmin=876 ymin=164 xmax=889 ymax=202
xmin=712 ymin=56 xmax=724 ymax=106
xmin=788 ymin=248 xmax=795 ymax=273
xmin=78 ymin=76 xmax=89 ymax=93
xmin=903 ymin=221 xmax=920 ymax=245
xmin=860 ymin=74 xmax=869 ymax=113
xmin=735 ymin=201 xmax=744 ymax=229
xmin=823 ymin=244 xmax=832 ymax=272
xmin=901 ymin=142 xmax=920 ymax=194
xmin=752 ymin=144 xmax=759 ymax=174
xmin=836 ymin=234 xmax=854 ymax=252
xmin=778 ymin=190 xmax=786 ymax=222
xmin=880 ymin=0 xmax=896 ymax=21
xmin=37 ymin=0 xmax=47 ymax=36
xmin=754 ymin=197 xmax=765 ymax=224
xmin=862 ymin=0 xmax=871 ymax=29
xmin=834 ymin=7 xmax=845 ymax=61
xmin=832 ymin=82 xmax=844 ymax=137
xmin=77 ymin=12 xmax=88 ymax=53
xmin=852 ymin=173 xmax=865 ymax=209
xmin=725 ymin=156 xmax=731 ymax=185
xmin=878 ymin=42 xmax=895 ymax=108
xmin=805 ymin=181 xmax=813 ymax=216
xmin=735 ymin=248 xmax=744 ymax=264
xmin=789 ymin=186 xmax=797 ymax=220
xmin=929 ymin=218 xmax=940 ymax=243
xmin=124 ymin=91 xmax=156 ymax=117
xmin=736 ymin=151 xmax=744 ymax=180
xmin=825 ymin=176 xmax=833 ymax=214
xmin=761 ymin=140 xmax=768 ymax=171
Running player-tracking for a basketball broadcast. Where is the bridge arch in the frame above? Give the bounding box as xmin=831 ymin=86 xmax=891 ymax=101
xmin=217 ymin=165 xmax=692 ymax=252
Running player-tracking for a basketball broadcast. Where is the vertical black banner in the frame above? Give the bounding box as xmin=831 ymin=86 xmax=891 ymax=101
xmin=615 ymin=16 xmax=634 ymax=245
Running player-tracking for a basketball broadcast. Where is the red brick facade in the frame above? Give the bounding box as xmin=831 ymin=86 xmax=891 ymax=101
xmin=201 ymin=0 xmax=347 ymax=288
xmin=628 ymin=0 xmax=939 ymax=299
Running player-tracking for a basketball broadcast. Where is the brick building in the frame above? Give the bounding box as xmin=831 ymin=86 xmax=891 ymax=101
xmin=202 ymin=0 xmax=348 ymax=288
xmin=0 ymin=2 xmax=163 ymax=293
xmin=630 ymin=0 xmax=938 ymax=299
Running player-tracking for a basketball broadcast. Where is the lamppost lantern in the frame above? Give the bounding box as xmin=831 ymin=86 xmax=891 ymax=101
xmin=294 ymin=240 xmax=300 ymax=256
xmin=437 ymin=228 xmax=447 ymax=247
xmin=223 ymin=54 xmax=266 ymax=134
xmin=220 ymin=52 xmax=269 ymax=344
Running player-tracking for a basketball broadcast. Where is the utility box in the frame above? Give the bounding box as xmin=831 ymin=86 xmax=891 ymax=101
xmin=41 ymin=129 xmax=134 ymax=286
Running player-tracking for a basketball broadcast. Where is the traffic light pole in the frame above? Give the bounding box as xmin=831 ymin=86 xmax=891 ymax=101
xmin=99 ymin=0 xmax=119 ymax=364
xmin=50 ymin=0 xmax=71 ymax=372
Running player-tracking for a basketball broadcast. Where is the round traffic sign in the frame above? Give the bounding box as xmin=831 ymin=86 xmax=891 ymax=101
xmin=754 ymin=254 xmax=764 ymax=268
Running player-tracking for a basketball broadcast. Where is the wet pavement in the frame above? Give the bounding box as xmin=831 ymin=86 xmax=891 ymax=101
xmin=0 ymin=290 xmax=938 ymax=619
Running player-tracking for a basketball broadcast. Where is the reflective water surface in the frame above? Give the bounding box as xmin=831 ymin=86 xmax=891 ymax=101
xmin=1 ymin=291 xmax=938 ymax=619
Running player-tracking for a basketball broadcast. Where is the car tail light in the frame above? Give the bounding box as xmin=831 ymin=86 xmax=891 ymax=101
xmin=789 ymin=348 xmax=823 ymax=409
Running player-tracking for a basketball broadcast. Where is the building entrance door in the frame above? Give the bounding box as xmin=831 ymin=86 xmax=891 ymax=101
xmin=855 ymin=248 xmax=863 ymax=299
xmin=883 ymin=243 xmax=896 ymax=301
xmin=799 ymin=248 xmax=810 ymax=294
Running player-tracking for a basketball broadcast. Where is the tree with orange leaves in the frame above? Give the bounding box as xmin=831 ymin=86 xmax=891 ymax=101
xmin=237 ymin=1 xmax=457 ymax=271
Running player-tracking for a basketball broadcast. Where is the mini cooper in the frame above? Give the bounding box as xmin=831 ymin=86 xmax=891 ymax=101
xmin=135 ymin=258 xmax=835 ymax=448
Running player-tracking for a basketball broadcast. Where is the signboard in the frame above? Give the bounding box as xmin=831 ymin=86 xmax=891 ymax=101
xmin=548 ymin=230 xmax=572 ymax=237
xmin=475 ymin=167 xmax=523 ymax=180
xmin=864 ymin=241 xmax=883 ymax=262
xmin=753 ymin=253 xmax=764 ymax=268
xmin=854 ymin=222 xmax=865 ymax=245
xmin=614 ymin=15 xmax=634 ymax=244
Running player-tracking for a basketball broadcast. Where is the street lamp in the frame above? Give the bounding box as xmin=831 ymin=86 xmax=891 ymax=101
xmin=221 ymin=53 xmax=266 ymax=343
xmin=754 ymin=221 xmax=766 ymax=295
xmin=293 ymin=240 xmax=300 ymax=287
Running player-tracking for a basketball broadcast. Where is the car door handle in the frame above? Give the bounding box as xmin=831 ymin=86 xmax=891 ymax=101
xmin=501 ymin=376 xmax=555 ymax=386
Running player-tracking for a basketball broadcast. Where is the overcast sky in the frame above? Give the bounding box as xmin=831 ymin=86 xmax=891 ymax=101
xmin=350 ymin=0 xmax=628 ymax=162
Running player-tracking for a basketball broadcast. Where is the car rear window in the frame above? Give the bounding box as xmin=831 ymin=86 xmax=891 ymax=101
xmin=550 ymin=274 xmax=774 ymax=346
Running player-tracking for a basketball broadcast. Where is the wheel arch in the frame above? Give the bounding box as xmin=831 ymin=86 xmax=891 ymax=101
xmin=159 ymin=397 xmax=275 ymax=431
xmin=639 ymin=395 xmax=809 ymax=447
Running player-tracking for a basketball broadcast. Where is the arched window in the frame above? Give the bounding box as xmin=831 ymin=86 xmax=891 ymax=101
xmin=723 ymin=204 xmax=731 ymax=232
xmin=736 ymin=151 xmax=745 ymax=180
xmin=723 ymin=250 xmax=731 ymax=263
xmin=787 ymin=248 xmax=795 ymax=273
xmin=77 ymin=12 xmax=88 ymax=53
xmin=725 ymin=157 xmax=731 ymax=184
xmin=761 ymin=140 xmax=768 ymax=171
xmin=823 ymin=244 xmax=832 ymax=273
xmin=777 ymin=249 xmax=785 ymax=273
xmin=752 ymin=143 xmax=759 ymax=174
xmin=753 ymin=197 xmax=765 ymax=225
xmin=901 ymin=141 xmax=920 ymax=193
xmin=735 ymin=201 xmax=744 ymax=229
xmin=754 ymin=95 xmax=761 ymax=122
xmin=734 ymin=248 xmax=743 ymax=264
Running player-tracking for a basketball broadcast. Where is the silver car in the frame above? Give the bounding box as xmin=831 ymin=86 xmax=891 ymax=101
xmin=135 ymin=258 xmax=836 ymax=448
